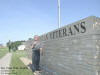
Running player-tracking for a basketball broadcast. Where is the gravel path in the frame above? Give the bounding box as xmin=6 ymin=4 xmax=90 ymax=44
xmin=0 ymin=53 xmax=12 ymax=75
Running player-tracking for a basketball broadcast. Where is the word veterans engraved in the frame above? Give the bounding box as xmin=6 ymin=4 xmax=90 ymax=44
xmin=40 ymin=21 xmax=86 ymax=41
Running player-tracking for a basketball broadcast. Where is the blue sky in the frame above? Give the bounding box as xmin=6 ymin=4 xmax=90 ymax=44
xmin=0 ymin=0 xmax=100 ymax=45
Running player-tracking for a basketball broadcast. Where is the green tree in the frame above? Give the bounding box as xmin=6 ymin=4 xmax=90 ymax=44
xmin=6 ymin=40 xmax=25 ymax=52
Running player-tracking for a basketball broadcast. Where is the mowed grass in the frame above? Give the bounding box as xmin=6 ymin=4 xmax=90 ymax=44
xmin=10 ymin=50 xmax=33 ymax=75
xmin=0 ymin=47 xmax=8 ymax=59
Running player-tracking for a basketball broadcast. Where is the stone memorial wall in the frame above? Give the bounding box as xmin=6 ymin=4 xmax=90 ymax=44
xmin=25 ymin=16 xmax=100 ymax=75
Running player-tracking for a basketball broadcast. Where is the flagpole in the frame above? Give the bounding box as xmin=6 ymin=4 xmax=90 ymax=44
xmin=58 ymin=0 xmax=61 ymax=28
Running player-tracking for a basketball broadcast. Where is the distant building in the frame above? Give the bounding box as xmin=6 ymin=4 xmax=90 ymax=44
xmin=18 ymin=45 xmax=25 ymax=50
xmin=0 ymin=44 xmax=3 ymax=48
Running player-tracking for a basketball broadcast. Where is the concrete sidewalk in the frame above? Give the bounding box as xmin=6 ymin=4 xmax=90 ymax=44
xmin=0 ymin=53 xmax=12 ymax=75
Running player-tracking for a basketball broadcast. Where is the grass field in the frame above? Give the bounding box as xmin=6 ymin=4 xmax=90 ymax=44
xmin=0 ymin=47 xmax=8 ymax=59
xmin=10 ymin=50 xmax=33 ymax=75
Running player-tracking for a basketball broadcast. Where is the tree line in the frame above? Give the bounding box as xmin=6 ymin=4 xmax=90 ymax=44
xmin=6 ymin=40 xmax=25 ymax=52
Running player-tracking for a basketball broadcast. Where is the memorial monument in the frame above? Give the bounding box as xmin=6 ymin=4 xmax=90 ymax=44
xmin=25 ymin=16 xmax=100 ymax=75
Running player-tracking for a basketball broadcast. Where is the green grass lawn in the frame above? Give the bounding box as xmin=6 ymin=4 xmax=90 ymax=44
xmin=10 ymin=50 xmax=33 ymax=75
xmin=0 ymin=47 xmax=8 ymax=59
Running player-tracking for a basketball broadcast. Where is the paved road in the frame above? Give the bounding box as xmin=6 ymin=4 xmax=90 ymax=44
xmin=0 ymin=53 xmax=12 ymax=75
